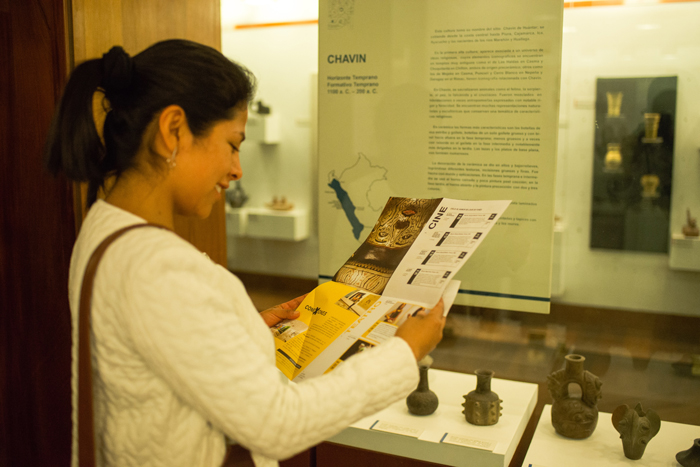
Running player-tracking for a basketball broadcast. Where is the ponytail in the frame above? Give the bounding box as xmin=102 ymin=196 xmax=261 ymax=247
xmin=44 ymin=41 xmax=256 ymax=207
xmin=44 ymin=58 xmax=106 ymax=205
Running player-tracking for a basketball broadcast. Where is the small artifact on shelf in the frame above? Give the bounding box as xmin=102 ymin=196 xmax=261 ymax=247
xmin=225 ymin=181 xmax=249 ymax=208
xmin=266 ymin=196 xmax=294 ymax=211
xmin=640 ymin=174 xmax=660 ymax=199
xmin=406 ymin=355 xmax=439 ymax=416
xmin=252 ymin=99 xmax=271 ymax=115
xmin=606 ymin=91 xmax=623 ymax=117
xmin=611 ymin=403 xmax=660 ymax=460
xmin=604 ymin=143 xmax=623 ymax=172
xmin=547 ymin=354 xmax=602 ymax=439
xmin=682 ymin=209 xmax=699 ymax=237
xmin=642 ymin=112 xmax=663 ymax=143
xmin=462 ymin=369 xmax=502 ymax=426
xmin=677 ymin=438 xmax=700 ymax=467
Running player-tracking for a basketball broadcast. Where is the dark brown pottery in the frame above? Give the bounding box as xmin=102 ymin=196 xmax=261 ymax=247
xmin=225 ymin=181 xmax=248 ymax=208
xmin=406 ymin=356 xmax=438 ymax=416
xmin=462 ymin=369 xmax=502 ymax=426
xmin=547 ymin=354 xmax=602 ymax=439
xmin=611 ymin=403 xmax=660 ymax=460
xmin=677 ymin=439 xmax=700 ymax=467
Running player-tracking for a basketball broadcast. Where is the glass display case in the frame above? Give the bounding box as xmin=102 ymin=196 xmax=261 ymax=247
xmin=225 ymin=1 xmax=700 ymax=465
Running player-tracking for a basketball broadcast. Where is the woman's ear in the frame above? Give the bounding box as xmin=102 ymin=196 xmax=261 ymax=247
xmin=154 ymin=105 xmax=189 ymax=163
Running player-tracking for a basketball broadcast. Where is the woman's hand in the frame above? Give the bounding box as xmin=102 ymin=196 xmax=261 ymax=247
xmin=259 ymin=294 xmax=307 ymax=327
xmin=395 ymin=299 xmax=446 ymax=361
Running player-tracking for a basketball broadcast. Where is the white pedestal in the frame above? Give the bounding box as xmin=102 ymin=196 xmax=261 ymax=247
xmin=328 ymin=369 xmax=538 ymax=467
xmin=246 ymin=114 xmax=280 ymax=144
xmin=523 ymin=405 xmax=700 ymax=467
xmin=245 ymin=208 xmax=309 ymax=241
xmin=225 ymin=205 xmax=247 ymax=236
xmin=669 ymin=234 xmax=700 ymax=272
xmin=226 ymin=206 xmax=309 ymax=241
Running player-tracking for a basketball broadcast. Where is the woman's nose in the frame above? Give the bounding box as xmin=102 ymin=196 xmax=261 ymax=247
xmin=230 ymin=158 xmax=242 ymax=181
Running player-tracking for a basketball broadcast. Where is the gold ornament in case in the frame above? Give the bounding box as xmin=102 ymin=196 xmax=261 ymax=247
xmin=642 ymin=113 xmax=662 ymax=143
xmin=606 ymin=91 xmax=623 ymax=117
xmin=604 ymin=143 xmax=622 ymax=172
xmin=640 ymin=174 xmax=660 ymax=198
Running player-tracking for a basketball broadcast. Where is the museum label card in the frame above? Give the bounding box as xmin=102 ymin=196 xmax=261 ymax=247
xmin=440 ymin=433 xmax=497 ymax=451
xmin=370 ymin=420 xmax=424 ymax=438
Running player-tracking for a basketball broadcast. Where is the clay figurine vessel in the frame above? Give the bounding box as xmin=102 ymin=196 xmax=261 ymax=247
xmin=682 ymin=209 xmax=699 ymax=237
xmin=677 ymin=439 xmax=700 ymax=467
xmin=462 ymin=369 xmax=502 ymax=426
xmin=406 ymin=356 xmax=438 ymax=416
xmin=547 ymin=354 xmax=602 ymax=439
xmin=611 ymin=403 xmax=660 ymax=460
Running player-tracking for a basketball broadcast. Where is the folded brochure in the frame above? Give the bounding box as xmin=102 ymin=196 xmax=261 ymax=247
xmin=273 ymin=197 xmax=511 ymax=381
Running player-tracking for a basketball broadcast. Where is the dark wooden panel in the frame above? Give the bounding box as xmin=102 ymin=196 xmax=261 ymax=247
xmin=0 ymin=0 xmax=75 ymax=466
xmin=280 ymin=448 xmax=314 ymax=467
xmin=71 ymin=0 xmax=227 ymax=266
xmin=317 ymin=443 xmax=447 ymax=467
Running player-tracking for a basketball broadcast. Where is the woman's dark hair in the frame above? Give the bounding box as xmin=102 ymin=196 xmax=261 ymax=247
xmin=44 ymin=39 xmax=256 ymax=205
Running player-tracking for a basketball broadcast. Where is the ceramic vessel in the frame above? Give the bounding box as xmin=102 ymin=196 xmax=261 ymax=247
xmin=682 ymin=209 xmax=699 ymax=237
xmin=611 ymin=403 xmax=660 ymax=460
xmin=406 ymin=356 xmax=438 ymax=416
xmin=225 ymin=181 xmax=248 ymax=208
xmin=266 ymin=196 xmax=294 ymax=211
xmin=462 ymin=370 xmax=502 ymax=426
xmin=677 ymin=439 xmax=700 ymax=467
xmin=547 ymin=354 xmax=602 ymax=439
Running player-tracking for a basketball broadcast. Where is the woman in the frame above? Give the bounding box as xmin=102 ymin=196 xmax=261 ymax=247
xmin=45 ymin=40 xmax=445 ymax=467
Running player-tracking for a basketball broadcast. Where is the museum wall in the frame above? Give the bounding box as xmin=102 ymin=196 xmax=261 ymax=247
xmin=554 ymin=3 xmax=700 ymax=316
xmin=222 ymin=4 xmax=320 ymax=279
xmin=221 ymin=1 xmax=700 ymax=315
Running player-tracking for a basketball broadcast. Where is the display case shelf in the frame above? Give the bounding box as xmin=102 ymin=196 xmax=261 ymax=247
xmin=669 ymin=234 xmax=700 ymax=272
xmin=225 ymin=205 xmax=309 ymax=241
xmin=327 ymin=369 xmax=538 ymax=467
xmin=523 ymin=404 xmax=700 ymax=467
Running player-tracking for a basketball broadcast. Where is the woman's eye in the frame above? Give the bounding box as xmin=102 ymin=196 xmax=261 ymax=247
xmin=229 ymin=143 xmax=239 ymax=153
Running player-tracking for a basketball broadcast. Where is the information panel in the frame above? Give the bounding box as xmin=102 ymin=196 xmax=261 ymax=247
xmin=318 ymin=0 xmax=564 ymax=313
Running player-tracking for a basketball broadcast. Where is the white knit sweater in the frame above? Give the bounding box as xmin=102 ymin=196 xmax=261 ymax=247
xmin=69 ymin=200 xmax=419 ymax=467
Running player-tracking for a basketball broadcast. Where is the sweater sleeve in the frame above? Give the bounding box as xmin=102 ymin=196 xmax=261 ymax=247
xmin=121 ymin=242 xmax=419 ymax=460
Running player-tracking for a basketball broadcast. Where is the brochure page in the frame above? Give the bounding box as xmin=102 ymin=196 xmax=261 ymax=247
xmin=275 ymin=197 xmax=508 ymax=381
xmin=276 ymin=279 xmax=460 ymax=382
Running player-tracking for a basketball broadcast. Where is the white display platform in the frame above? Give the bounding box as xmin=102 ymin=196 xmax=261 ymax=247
xmin=669 ymin=234 xmax=700 ymax=272
xmin=225 ymin=205 xmax=309 ymax=241
xmin=328 ymin=369 xmax=538 ymax=467
xmin=523 ymin=405 xmax=700 ymax=467
xmin=246 ymin=207 xmax=309 ymax=241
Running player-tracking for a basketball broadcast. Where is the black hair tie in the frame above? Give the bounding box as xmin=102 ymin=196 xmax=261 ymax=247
xmin=101 ymin=46 xmax=134 ymax=93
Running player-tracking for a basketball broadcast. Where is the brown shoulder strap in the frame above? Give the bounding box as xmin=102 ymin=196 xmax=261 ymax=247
xmin=77 ymin=223 xmax=168 ymax=466
xmin=77 ymin=223 xmax=254 ymax=467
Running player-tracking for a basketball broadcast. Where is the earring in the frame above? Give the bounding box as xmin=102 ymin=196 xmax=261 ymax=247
xmin=167 ymin=146 xmax=177 ymax=168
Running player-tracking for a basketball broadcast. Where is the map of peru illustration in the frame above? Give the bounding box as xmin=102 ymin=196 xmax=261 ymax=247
xmin=327 ymin=153 xmax=388 ymax=240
